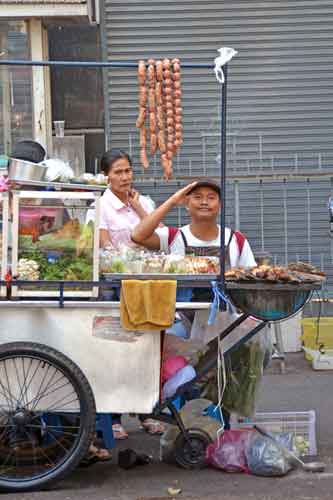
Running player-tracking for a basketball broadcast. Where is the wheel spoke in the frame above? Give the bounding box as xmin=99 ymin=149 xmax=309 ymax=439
xmin=18 ymin=359 xmax=42 ymax=409
xmin=0 ymin=446 xmax=15 ymax=471
xmin=42 ymin=429 xmax=74 ymax=455
xmin=33 ymin=443 xmax=57 ymax=468
xmin=30 ymin=379 xmax=72 ymax=411
xmin=0 ymin=425 xmax=12 ymax=443
xmin=26 ymin=364 xmax=53 ymax=411
xmin=2 ymin=361 xmax=20 ymax=409
xmin=19 ymin=357 xmax=29 ymax=407
xmin=41 ymin=394 xmax=79 ymax=413
xmin=0 ymin=350 xmax=88 ymax=485
xmin=25 ymin=424 xmax=80 ymax=438
xmin=0 ymin=385 xmax=16 ymax=411
xmin=13 ymin=358 xmax=25 ymax=409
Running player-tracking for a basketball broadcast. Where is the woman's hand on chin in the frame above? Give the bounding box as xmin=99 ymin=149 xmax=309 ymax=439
xmin=128 ymin=188 xmax=142 ymax=211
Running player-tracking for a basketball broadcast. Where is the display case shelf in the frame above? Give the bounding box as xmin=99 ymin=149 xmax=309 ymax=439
xmin=11 ymin=190 xmax=100 ymax=298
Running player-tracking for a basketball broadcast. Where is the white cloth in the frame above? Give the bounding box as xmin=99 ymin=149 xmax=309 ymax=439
xmin=157 ymin=225 xmax=256 ymax=269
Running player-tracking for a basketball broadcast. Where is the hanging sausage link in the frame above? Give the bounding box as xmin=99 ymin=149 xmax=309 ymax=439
xmin=172 ymin=58 xmax=182 ymax=153
xmin=136 ymin=60 xmax=149 ymax=168
xmin=136 ymin=57 xmax=183 ymax=176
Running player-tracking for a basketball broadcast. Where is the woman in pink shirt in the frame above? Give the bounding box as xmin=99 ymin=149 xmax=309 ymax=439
xmin=99 ymin=150 xmax=164 ymax=439
xmin=99 ymin=150 xmax=154 ymax=249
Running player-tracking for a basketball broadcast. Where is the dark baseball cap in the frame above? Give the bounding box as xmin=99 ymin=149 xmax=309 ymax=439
xmin=186 ymin=178 xmax=221 ymax=197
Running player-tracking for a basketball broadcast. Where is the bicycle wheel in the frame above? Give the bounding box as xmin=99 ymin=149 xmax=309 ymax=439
xmin=0 ymin=342 xmax=96 ymax=492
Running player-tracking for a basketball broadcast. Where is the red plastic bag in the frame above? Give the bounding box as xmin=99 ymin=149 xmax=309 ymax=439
xmin=206 ymin=429 xmax=254 ymax=473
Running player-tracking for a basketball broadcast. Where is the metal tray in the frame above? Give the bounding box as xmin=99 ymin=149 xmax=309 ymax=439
xmin=226 ymin=281 xmax=323 ymax=291
xmin=9 ymin=179 xmax=106 ymax=192
xmin=102 ymin=273 xmax=218 ymax=288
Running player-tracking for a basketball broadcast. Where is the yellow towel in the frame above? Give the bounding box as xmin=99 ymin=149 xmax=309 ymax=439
xmin=120 ymin=280 xmax=177 ymax=331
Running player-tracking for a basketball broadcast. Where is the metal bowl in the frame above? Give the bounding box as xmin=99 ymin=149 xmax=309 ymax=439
xmin=226 ymin=282 xmax=319 ymax=321
xmin=8 ymin=158 xmax=48 ymax=182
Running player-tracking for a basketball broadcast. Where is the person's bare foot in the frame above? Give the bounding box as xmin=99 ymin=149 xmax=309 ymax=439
xmin=140 ymin=418 xmax=165 ymax=435
xmin=79 ymin=444 xmax=111 ymax=467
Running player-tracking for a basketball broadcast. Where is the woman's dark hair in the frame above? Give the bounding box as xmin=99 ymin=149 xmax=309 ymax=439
xmin=12 ymin=140 xmax=46 ymax=164
xmin=100 ymin=149 xmax=132 ymax=175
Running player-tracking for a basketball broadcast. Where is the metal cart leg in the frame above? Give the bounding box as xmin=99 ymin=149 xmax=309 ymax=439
xmin=272 ymin=322 xmax=286 ymax=374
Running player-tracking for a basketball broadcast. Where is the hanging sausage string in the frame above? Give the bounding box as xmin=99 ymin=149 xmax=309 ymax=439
xmin=136 ymin=58 xmax=183 ymax=180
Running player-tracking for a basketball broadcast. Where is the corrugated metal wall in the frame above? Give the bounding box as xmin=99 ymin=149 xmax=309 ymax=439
xmin=102 ymin=0 xmax=333 ymax=292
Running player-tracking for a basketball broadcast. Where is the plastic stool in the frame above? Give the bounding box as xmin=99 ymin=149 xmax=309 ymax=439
xmin=95 ymin=414 xmax=115 ymax=449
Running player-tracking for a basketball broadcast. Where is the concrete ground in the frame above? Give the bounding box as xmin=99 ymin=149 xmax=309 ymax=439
xmin=3 ymin=353 xmax=333 ymax=500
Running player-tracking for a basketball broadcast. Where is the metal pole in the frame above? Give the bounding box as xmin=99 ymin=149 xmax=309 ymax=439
xmin=0 ymin=59 xmax=213 ymax=69
xmin=220 ymin=64 xmax=228 ymax=305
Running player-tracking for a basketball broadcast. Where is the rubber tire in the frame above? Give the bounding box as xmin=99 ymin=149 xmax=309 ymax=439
xmin=0 ymin=342 xmax=96 ymax=493
xmin=174 ymin=428 xmax=212 ymax=470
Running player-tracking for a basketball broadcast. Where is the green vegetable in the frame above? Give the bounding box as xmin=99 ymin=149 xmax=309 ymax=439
xmin=199 ymin=340 xmax=264 ymax=418
xmin=65 ymin=258 xmax=92 ymax=281
xmin=19 ymin=235 xmax=35 ymax=250
xmin=19 ymin=251 xmax=92 ymax=281
xmin=222 ymin=341 xmax=264 ymax=417
xmin=109 ymin=260 xmax=127 ymax=273
xmin=37 ymin=236 xmax=77 ymax=252
xmin=167 ymin=263 xmax=181 ymax=273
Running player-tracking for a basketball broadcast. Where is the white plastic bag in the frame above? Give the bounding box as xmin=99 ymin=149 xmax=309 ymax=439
xmin=162 ymin=365 xmax=196 ymax=400
xmin=214 ymin=47 xmax=238 ymax=83
xmin=43 ymin=158 xmax=74 ymax=182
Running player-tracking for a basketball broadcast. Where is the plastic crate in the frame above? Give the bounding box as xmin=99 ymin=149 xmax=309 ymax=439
xmin=234 ymin=410 xmax=317 ymax=456
xmin=301 ymin=318 xmax=333 ymax=360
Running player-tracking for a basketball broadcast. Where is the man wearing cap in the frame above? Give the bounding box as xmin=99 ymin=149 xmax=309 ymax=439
xmin=131 ymin=179 xmax=256 ymax=269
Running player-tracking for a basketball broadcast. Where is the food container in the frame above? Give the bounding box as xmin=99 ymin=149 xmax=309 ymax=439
xmin=11 ymin=190 xmax=101 ymax=298
xmin=8 ymin=158 xmax=48 ymax=183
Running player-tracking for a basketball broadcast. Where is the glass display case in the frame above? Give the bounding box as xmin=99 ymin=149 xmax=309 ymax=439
xmin=11 ymin=190 xmax=100 ymax=298
xmin=0 ymin=192 xmax=9 ymax=297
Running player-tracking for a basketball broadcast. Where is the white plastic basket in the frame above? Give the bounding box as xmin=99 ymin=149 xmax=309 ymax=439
xmin=234 ymin=410 xmax=317 ymax=456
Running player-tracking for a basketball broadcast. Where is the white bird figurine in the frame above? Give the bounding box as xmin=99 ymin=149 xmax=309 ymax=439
xmin=214 ymin=47 xmax=238 ymax=83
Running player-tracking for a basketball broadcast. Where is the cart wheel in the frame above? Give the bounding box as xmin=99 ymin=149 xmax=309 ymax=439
xmin=0 ymin=342 xmax=96 ymax=492
xmin=174 ymin=428 xmax=211 ymax=470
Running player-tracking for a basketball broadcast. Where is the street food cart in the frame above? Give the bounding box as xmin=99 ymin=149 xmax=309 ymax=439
xmin=0 ymin=55 xmax=324 ymax=493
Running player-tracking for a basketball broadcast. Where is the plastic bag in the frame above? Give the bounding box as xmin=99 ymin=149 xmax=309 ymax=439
xmin=246 ymin=433 xmax=293 ymax=477
xmin=220 ymin=338 xmax=265 ymax=418
xmin=43 ymin=158 xmax=74 ymax=182
xmin=214 ymin=47 xmax=238 ymax=83
xmin=162 ymin=365 xmax=196 ymax=400
xmin=163 ymin=332 xmax=208 ymax=366
xmin=161 ymin=355 xmax=188 ymax=383
xmin=206 ymin=430 xmax=253 ymax=473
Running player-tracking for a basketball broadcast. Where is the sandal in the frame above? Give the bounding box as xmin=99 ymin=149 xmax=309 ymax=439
xmin=79 ymin=444 xmax=112 ymax=468
xmin=112 ymin=423 xmax=129 ymax=440
xmin=140 ymin=418 xmax=165 ymax=435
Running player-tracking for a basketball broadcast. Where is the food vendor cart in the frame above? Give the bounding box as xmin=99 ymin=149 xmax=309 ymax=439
xmin=0 ymin=184 xmax=322 ymax=492
xmin=0 ymin=54 xmax=325 ymax=493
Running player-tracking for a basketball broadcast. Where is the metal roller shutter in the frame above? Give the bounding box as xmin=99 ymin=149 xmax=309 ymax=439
xmin=102 ymin=0 xmax=333 ymax=292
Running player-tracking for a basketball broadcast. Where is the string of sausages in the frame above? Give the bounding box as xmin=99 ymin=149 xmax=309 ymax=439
xmin=136 ymin=58 xmax=183 ymax=180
